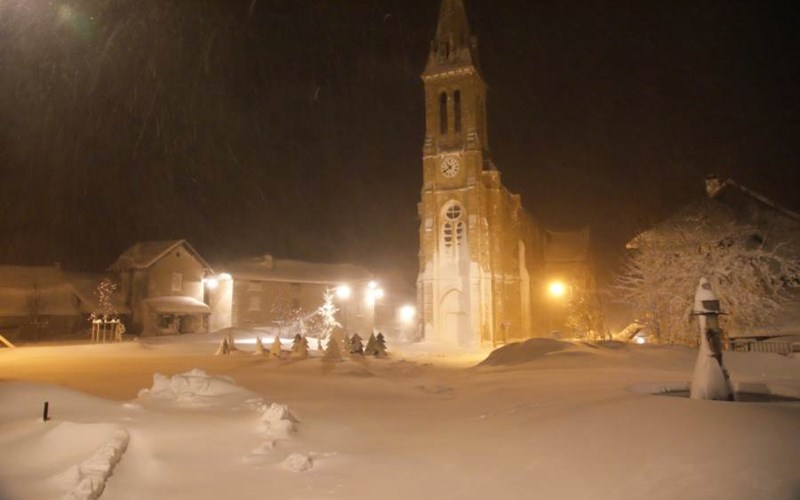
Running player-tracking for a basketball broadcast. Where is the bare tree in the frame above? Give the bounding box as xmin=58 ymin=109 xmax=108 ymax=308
xmin=617 ymin=207 xmax=800 ymax=344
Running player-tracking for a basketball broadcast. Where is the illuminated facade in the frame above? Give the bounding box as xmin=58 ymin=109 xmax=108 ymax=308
xmin=417 ymin=0 xmax=590 ymax=346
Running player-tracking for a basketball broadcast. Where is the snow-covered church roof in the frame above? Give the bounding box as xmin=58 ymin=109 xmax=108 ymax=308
xmin=215 ymin=255 xmax=373 ymax=285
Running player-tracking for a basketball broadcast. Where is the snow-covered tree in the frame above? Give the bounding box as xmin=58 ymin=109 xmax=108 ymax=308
xmin=93 ymin=277 xmax=118 ymax=320
xmin=341 ymin=333 xmax=351 ymax=356
xmin=374 ymin=332 xmax=387 ymax=358
xmin=617 ymin=205 xmax=800 ymax=343
xmin=291 ymin=334 xmax=309 ymax=359
xmin=316 ymin=289 xmax=341 ymax=341
xmin=227 ymin=332 xmax=238 ymax=351
xmin=269 ymin=336 xmax=283 ymax=358
xmin=349 ymin=333 xmax=364 ymax=355
xmin=364 ymin=333 xmax=378 ymax=356
xmin=565 ymin=287 xmax=607 ymax=341
xmin=215 ymin=337 xmax=230 ymax=356
xmin=254 ymin=336 xmax=265 ymax=355
xmin=322 ymin=332 xmax=342 ymax=361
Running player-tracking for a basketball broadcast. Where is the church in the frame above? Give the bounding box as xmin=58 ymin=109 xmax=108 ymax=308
xmin=416 ymin=0 xmax=592 ymax=346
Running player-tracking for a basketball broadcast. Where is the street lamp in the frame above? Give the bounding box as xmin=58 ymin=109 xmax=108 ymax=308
xmin=548 ymin=280 xmax=567 ymax=299
xmin=399 ymin=304 xmax=416 ymax=323
xmin=335 ymin=284 xmax=352 ymax=299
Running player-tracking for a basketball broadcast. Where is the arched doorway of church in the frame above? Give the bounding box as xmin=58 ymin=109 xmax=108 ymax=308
xmin=439 ymin=289 xmax=466 ymax=345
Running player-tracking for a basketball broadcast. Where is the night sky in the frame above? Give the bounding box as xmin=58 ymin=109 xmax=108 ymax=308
xmin=1 ymin=0 xmax=798 ymax=285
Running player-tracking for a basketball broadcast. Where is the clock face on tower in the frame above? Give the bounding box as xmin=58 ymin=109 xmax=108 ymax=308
xmin=441 ymin=157 xmax=460 ymax=178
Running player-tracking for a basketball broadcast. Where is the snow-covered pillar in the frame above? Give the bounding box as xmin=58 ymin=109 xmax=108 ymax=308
xmin=690 ymin=278 xmax=734 ymax=401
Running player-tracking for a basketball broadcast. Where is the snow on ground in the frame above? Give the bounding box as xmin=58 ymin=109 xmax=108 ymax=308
xmin=0 ymin=334 xmax=799 ymax=500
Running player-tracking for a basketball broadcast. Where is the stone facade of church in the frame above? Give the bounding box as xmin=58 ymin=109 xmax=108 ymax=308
xmin=416 ymin=0 xmax=590 ymax=346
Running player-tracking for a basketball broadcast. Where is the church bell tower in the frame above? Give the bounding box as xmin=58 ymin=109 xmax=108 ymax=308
xmin=417 ymin=0 xmax=496 ymax=347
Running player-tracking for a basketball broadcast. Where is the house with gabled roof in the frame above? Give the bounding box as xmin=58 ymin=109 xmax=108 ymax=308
xmin=109 ymin=240 xmax=213 ymax=336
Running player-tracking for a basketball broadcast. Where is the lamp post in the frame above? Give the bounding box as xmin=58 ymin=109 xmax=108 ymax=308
xmin=546 ymin=279 xmax=570 ymax=338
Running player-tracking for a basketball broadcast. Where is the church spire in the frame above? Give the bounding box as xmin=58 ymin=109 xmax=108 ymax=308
xmin=424 ymin=0 xmax=480 ymax=76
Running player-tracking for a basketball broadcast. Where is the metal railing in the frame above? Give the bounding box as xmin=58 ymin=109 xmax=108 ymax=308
xmin=725 ymin=339 xmax=798 ymax=355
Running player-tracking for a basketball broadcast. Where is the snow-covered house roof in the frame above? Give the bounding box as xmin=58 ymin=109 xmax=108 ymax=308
xmin=705 ymin=175 xmax=800 ymax=224
xmin=544 ymin=228 xmax=590 ymax=264
xmin=627 ymin=177 xmax=800 ymax=252
xmin=215 ymin=255 xmax=373 ymax=285
xmin=108 ymin=240 xmax=213 ymax=272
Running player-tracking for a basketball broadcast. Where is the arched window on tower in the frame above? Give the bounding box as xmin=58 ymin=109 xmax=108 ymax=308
xmin=442 ymin=202 xmax=466 ymax=255
xmin=439 ymin=92 xmax=448 ymax=135
xmin=454 ymin=90 xmax=462 ymax=133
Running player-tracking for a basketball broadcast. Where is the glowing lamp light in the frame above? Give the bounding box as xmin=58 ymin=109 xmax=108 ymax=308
xmin=335 ymin=285 xmax=352 ymax=300
xmin=548 ymin=281 xmax=567 ymax=298
xmin=203 ymin=277 xmax=219 ymax=289
xmin=368 ymin=280 xmax=378 ymax=290
xmin=634 ymin=336 xmax=646 ymax=345
xmin=365 ymin=287 xmax=384 ymax=305
xmin=399 ymin=305 xmax=416 ymax=323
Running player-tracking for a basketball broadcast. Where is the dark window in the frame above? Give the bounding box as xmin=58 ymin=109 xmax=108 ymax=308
xmin=439 ymin=92 xmax=448 ymax=135
xmin=454 ymin=90 xmax=462 ymax=133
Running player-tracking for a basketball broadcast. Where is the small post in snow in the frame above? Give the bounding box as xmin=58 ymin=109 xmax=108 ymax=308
xmin=43 ymin=401 xmax=50 ymax=422
xmin=689 ymin=278 xmax=734 ymax=401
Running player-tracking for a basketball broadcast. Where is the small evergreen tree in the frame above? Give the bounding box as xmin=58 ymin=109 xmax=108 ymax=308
xmin=364 ymin=333 xmax=378 ymax=356
xmin=214 ymin=337 xmax=230 ymax=356
xmin=323 ymin=333 xmax=342 ymax=361
xmin=269 ymin=336 xmax=283 ymax=358
xmin=291 ymin=334 xmax=309 ymax=359
xmin=349 ymin=333 xmax=364 ymax=355
xmin=374 ymin=332 xmax=387 ymax=358
xmin=227 ymin=332 xmax=238 ymax=351
xmin=254 ymin=336 xmax=265 ymax=355
xmin=341 ymin=333 xmax=351 ymax=356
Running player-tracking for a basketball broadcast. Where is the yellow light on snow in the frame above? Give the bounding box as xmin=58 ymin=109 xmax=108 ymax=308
xmin=548 ymin=281 xmax=567 ymax=298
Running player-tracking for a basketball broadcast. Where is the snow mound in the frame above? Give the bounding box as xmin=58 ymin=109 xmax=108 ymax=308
xmin=55 ymin=427 xmax=129 ymax=500
xmin=478 ymin=339 xmax=572 ymax=367
xmin=281 ymin=452 xmax=313 ymax=472
xmin=259 ymin=403 xmax=298 ymax=438
xmin=138 ymin=369 xmax=249 ymax=402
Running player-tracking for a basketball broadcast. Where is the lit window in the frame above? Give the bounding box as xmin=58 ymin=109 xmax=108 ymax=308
xmin=442 ymin=203 xmax=465 ymax=250
xmin=445 ymin=204 xmax=462 ymax=221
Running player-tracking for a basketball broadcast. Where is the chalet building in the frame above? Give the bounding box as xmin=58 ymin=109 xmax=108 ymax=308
xmin=417 ymin=0 xmax=591 ymax=346
xmin=108 ymin=240 xmax=213 ymax=336
xmin=208 ymin=255 xmax=382 ymax=336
